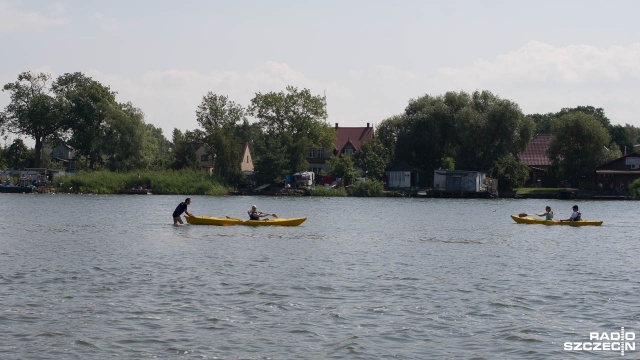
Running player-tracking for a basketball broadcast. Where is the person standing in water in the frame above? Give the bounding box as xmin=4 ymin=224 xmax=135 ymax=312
xmin=173 ymin=198 xmax=193 ymax=225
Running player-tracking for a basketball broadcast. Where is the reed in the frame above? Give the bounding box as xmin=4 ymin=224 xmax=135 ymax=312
xmin=308 ymin=186 xmax=348 ymax=197
xmin=54 ymin=170 xmax=231 ymax=195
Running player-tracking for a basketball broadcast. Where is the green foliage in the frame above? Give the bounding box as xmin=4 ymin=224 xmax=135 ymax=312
xmin=440 ymin=156 xmax=455 ymax=170
xmin=327 ymin=155 xmax=358 ymax=186
xmin=171 ymin=128 xmax=203 ymax=170
xmin=196 ymin=93 xmax=245 ymax=182
xmin=348 ymin=179 xmax=385 ymax=197
xmin=308 ymin=186 xmax=348 ymax=197
xmin=352 ymin=138 xmax=390 ymax=180
xmin=3 ymin=138 xmax=30 ymax=169
xmin=387 ymin=90 xmax=533 ymax=185
xmin=375 ymin=114 xmax=405 ymax=161
xmin=51 ymin=72 xmax=116 ymax=168
xmin=490 ymin=154 xmax=530 ymax=191
xmin=628 ymin=178 xmax=640 ymax=199
xmin=2 ymin=72 xmax=65 ymax=167
xmin=248 ymin=86 xmax=334 ymax=180
xmin=548 ymin=112 xmax=612 ymax=184
xmin=53 ymin=170 xmax=230 ymax=195
xmin=252 ymin=134 xmax=289 ymax=185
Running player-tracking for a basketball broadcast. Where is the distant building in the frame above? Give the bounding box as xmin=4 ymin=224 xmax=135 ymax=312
xmin=433 ymin=170 xmax=498 ymax=197
xmin=518 ymin=134 xmax=553 ymax=183
xmin=595 ymin=152 xmax=640 ymax=193
xmin=194 ymin=142 xmax=254 ymax=176
xmin=307 ymin=123 xmax=374 ymax=176
xmin=43 ymin=143 xmax=76 ymax=171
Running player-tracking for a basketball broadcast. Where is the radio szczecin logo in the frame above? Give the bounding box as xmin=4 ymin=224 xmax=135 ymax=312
xmin=564 ymin=327 xmax=635 ymax=355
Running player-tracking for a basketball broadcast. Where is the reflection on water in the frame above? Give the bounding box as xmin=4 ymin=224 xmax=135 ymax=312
xmin=1 ymin=194 xmax=639 ymax=359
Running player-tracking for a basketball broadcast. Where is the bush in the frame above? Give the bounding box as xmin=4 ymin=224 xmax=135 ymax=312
xmin=628 ymin=178 xmax=640 ymax=199
xmin=348 ymin=179 xmax=385 ymax=197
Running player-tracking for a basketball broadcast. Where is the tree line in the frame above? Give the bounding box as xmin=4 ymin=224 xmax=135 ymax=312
xmin=2 ymin=71 xmax=639 ymax=190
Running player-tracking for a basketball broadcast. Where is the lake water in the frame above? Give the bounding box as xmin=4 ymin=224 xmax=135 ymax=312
xmin=1 ymin=194 xmax=639 ymax=359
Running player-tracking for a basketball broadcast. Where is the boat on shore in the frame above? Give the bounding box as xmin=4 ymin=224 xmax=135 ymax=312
xmin=185 ymin=215 xmax=306 ymax=227
xmin=510 ymin=215 xmax=603 ymax=226
xmin=0 ymin=185 xmax=36 ymax=193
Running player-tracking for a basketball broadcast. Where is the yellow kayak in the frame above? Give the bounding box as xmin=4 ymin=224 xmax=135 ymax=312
xmin=511 ymin=215 xmax=603 ymax=226
xmin=185 ymin=215 xmax=306 ymax=227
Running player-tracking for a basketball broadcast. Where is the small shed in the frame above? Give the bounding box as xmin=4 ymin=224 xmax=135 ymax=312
xmin=433 ymin=170 xmax=493 ymax=194
xmin=386 ymin=164 xmax=421 ymax=189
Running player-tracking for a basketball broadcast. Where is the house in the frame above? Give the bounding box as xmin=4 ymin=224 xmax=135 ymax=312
xmin=194 ymin=142 xmax=254 ymax=176
xmin=518 ymin=134 xmax=553 ymax=184
xmin=194 ymin=143 xmax=215 ymax=175
xmin=44 ymin=143 xmax=76 ymax=171
xmin=386 ymin=163 xmax=422 ymax=189
xmin=307 ymin=123 xmax=375 ymax=176
xmin=595 ymin=152 xmax=640 ymax=194
xmin=433 ymin=170 xmax=498 ymax=196
xmin=239 ymin=142 xmax=254 ymax=174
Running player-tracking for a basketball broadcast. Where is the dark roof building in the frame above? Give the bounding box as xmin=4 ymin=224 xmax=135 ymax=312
xmin=518 ymin=134 xmax=552 ymax=170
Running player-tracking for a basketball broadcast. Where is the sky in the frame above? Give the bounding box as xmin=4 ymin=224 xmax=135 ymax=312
xmin=2 ymin=0 xmax=640 ymax=145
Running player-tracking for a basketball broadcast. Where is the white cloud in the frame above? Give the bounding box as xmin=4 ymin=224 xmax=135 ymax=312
xmin=440 ymin=41 xmax=640 ymax=85
xmin=0 ymin=0 xmax=68 ymax=33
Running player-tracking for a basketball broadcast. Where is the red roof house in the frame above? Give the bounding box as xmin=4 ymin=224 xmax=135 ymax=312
xmin=518 ymin=134 xmax=553 ymax=183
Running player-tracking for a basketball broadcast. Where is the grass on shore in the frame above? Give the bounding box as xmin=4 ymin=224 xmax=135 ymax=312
xmin=54 ymin=170 xmax=231 ymax=195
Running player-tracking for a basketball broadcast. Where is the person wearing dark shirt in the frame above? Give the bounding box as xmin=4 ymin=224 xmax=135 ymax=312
xmin=173 ymin=198 xmax=193 ymax=225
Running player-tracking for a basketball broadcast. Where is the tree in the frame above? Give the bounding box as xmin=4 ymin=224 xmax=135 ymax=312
xmin=1 ymin=72 xmax=65 ymax=168
xmin=171 ymin=128 xmax=204 ymax=170
xmin=146 ymin=124 xmax=172 ymax=169
xmin=248 ymin=86 xmax=334 ymax=179
xmin=352 ymin=138 xmax=390 ymax=180
xmin=196 ymin=92 xmax=245 ymax=182
xmin=490 ymin=154 xmax=530 ymax=191
xmin=51 ymin=72 xmax=117 ymax=169
xmin=4 ymin=138 xmax=30 ymax=169
xmin=454 ymin=91 xmax=535 ymax=171
xmin=375 ymin=114 xmax=406 ymax=162
xmin=101 ymin=102 xmax=154 ymax=171
xmin=327 ymin=154 xmax=358 ymax=186
xmin=547 ymin=112 xmax=612 ymax=185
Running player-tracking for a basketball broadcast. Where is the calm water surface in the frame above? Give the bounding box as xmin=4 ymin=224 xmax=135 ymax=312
xmin=1 ymin=194 xmax=639 ymax=359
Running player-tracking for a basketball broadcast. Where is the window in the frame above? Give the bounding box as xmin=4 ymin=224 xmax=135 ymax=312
xmin=308 ymin=148 xmax=317 ymax=158
xmin=201 ymin=154 xmax=209 ymax=161
xmin=344 ymin=148 xmax=353 ymax=157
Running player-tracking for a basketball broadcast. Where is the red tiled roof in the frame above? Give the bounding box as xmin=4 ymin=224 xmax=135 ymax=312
xmin=519 ymin=134 xmax=552 ymax=166
xmin=334 ymin=126 xmax=374 ymax=154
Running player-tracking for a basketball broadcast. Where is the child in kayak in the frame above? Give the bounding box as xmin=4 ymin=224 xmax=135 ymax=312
xmin=537 ymin=206 xmax=554 ymax=220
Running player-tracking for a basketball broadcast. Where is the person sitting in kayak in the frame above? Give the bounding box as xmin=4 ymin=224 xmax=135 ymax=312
xmin=248 ymin=205 xmax=269 ymax=220
xmin=537 ymin=206 xmax=554 ymax=220
xmin=563 ymin=205 xmax=581 ymax=221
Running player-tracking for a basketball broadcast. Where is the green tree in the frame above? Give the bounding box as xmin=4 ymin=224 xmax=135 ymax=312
xmin=100 ymin=102 xmax=155 ymax=171
xmin=352 ymin=138 xmax=390 ymax=180
xmin=327 ymin=154 xmax=358 ymax=186
xmin=171 ymin=128 xmax=203 ymax=170
xmin=248 ymin=86 xmax=334 ymax=179
xmin=4 ymin=138 xmax=30 ymax=169
xmin=489 ymin=154 xmax=530 ymax=191
xmin=196 ymin=92 xmax=245 ymax=182
xmin=252 ymin=134 xmax=289 ymax=185
xmin=454 ymin=91 xmax=535 ymax=171
xmin=1 ymin=72 xmax=65 ymax=167
xmin=375 ymin=114 xmax=406 ymax=161
xmin=146 ymin=124 xmax=172 ymax=169
xmin=51 ymin=72 xmax=117 ymax=169
xmin=548 ymin=112 xmax=612 ymax=185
